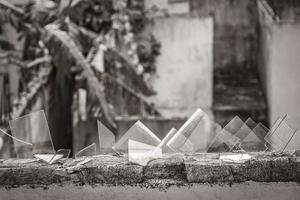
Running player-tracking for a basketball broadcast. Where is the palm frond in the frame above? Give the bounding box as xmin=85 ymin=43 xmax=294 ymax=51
xmin=0 ymin=0 xmax=24 ymax=16
xmin=42 ymin=24 xmax=116 ymax=128
xmin=11 ymin=66 xmax=52 ymax=118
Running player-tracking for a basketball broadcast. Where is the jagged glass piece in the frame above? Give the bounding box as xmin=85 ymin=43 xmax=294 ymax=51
xmin=166 ymin=108 xmax=205 ymax=153
xmin=55 ymin=149 xmax=71 ymax=160
xmin=128 ymin=139 xmax=162 ymax=166
xmin=0 ymin=128 xmax=33 ymax=149
xmin=97 ymin=120 xmax=115 ymax=154
xmin=153 ymin=128 xmax=177 ymax=154
xmin=75 ymin=143 xmax=96 ymax=158
xmin=264 ymin=117 xmax=283 ymax=144
xmin=179 ymin=138 xmax=195 ymax=153
xmin=9 ymin=110 xmax=54 ymax=158
xmin=227 ymin=118 xmax=257 ymax=151
xmin=208 ymin=116 xmax=243 ymax=152
xmin=239 ymin=123 xmax=269 ymax=152
xmin=112 ymin=121 xmax=161 ymax=153
xmin=34 ymin=149 xmax=71 ymax=164
xmin=188 ymin=114 xmax=220 ymax=153
xmin=264 ymin=115 xmax=297 ymax=151
xmin=283 ymin=130 xmax=300 ymax=152
xmin=234 ymin=118 xmax=257 ymax=140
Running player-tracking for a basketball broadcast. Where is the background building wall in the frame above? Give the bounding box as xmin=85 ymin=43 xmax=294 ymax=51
xmin=148 ymin=16 xmax=213 ymax=117
xmin=259 ymin=21 xmax=300 ymax=126
xmin=144 ymin=0 xmax=268 ymax=127
xmin=190 ymin=0 xmax=258 ymax=70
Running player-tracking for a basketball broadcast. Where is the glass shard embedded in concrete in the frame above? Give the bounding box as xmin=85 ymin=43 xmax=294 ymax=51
xmin=166 ymin=108 xmax=206 ymax=153
xmin=264 ymin=117 xmax=284 ymax=147
xmin=97 ymin=120 xmax=115 ymax=154
xmin=283 ymin=130 xmax=300 ymax=152
xmin=188 ymin=114 xmax=219 ymax=153
xmin=128 ymin=139 xmax=162 ymax=166
xmin=239 ymin=123 xmax=269 ymax=152
xmin=208 ymin=116 xmax=243 ymax=152
xmin=75 ymin=143 xmax=96 ymax=158
xmin=34 ymin=149 xmax=71 ymax=164
xmin=264 ymin=115 xmax=298 ymax=151
xmin=112 ymin=121 xmax=161 ymax=153
xmin=0 ymin=128 xmax=33 ymax=150
xmin=153 ymin=128 xmax=177 ymax=154
xmin=234 ymin=118 xmax=257 ymax=140
xmin=227 ymin=118 xmax=257 ymax=151
xmin=9 ymin=110 xmax=54 ymax=158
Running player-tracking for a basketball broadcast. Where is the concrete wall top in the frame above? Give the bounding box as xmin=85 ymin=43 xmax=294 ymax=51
xmin=0 ymin=152 xmax=299 ymax=188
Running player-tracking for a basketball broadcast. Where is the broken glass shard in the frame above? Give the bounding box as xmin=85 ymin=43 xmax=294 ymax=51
xmin=166 ymin=108 xmax=205 ymax=153
xmin=208 ymin=116 xmax=244 ymax=152
xmin=239 ymin=123 xmax=269 ymax=152
xmin=264 ymin=116 xmax=284 ymax=145
xmin=0 ymin=128 xmax=33 ymax=147
xmin=227 ymin=118 xmax=257 ymax=151
xmin=112 ymin=121 xmax=161 ymax=153
xmin=251 ymin=123 xmax=269 ymax=142
xmin=66 ymin=158 xmax=93 ymax=172
xmin=264 ymin=115 xmax=297 ymax=151
xmin=34 ymin=154 xmax=60 ymax=164
xmin=34 ymin=149 xmax=71 ymax=164
xmin=55 ymin=149 xmax=71 ymax=161
xmin=98 ymin=120 xmax=115 ymax=154
xmin=188 ymin=114 xmax=220 ymax=153
xmin=234 ymin=118 xmax=257 ymax=140
xmin=283 ymin=129 xmax=300 ymax=152
xmin=153 ymin=128 xmax=177 ymax=154
xmin=179 ymin=138 xmax=195 ymax=153
xmin=75 ymin=143 xmax=96 ymax=158
xmin=128 ymin=139 xmax=162 ymax=166
xmin=9 ymin=110 xmax=54 ymax=158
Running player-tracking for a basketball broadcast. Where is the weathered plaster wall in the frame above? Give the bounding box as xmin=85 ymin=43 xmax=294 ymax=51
xmin=258 ymin=1 xmax=300 ymax=127
xmin=259 ymin=21 xmax=300 ymax=126
xmin=148 ymin=16 xmax=213 ymax=117
xmin=190 ymin=0 xmax=258 ymax=70
xmin=147 ymin=0 xmax=259 ymax=70
xmin=147 ymin=0 xmax=260 ymax=118
xmin=189 ymin=0 xmax=268 ymax=125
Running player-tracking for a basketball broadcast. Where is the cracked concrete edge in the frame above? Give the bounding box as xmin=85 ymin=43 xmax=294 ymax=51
xmin=185 ymin=153 xmax=300 ymax=183
xmin=0 ymin=153 xmax=299 ymax=188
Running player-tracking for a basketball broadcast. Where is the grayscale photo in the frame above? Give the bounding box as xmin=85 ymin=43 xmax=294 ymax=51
xmin=0 ymin=0 xmax=299 ymax=199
